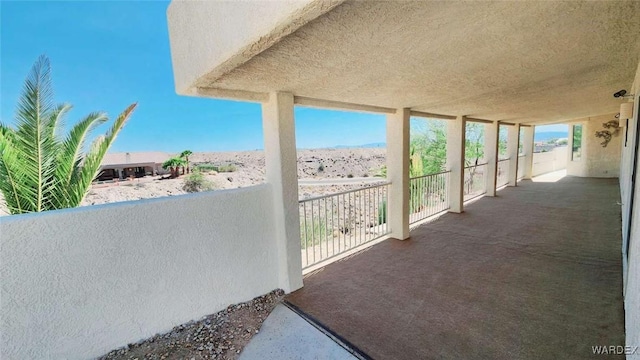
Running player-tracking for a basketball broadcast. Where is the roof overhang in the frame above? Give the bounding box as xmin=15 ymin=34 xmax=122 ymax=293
xmin=167 ymin=0 xmax=640 ymax=125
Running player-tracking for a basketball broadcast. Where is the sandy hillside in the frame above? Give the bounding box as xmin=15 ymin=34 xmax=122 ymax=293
xmin=190 ymin=148 xmax=385 ymax=179
xmin=0 ymin=148 xmax=387 ymax=215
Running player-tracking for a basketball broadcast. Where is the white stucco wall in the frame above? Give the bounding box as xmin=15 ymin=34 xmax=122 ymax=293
xmin=624 ymin=66 xmax=640 ymax=357
xmin=0 ymin=185 xmax=280 ymax=360
xmin=566 ymin=114 xmax=621 ymax=178
xmin=532 ymin=146 xmax=568 ymax=177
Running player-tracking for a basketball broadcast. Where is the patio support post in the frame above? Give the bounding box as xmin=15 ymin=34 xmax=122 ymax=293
xmin=484 ymin=121 xmax=499 ymax=196
xmin=447 ymin=116 xmax=466 ymax=213
xmin=262 ymin=91 xmax=303 ymax=292
xmin=522 ymin=126 xmax=535 ymax=179
xmin=386 ymin=108 xmax=411 ymax=240
xmin=507 ymin=123 xmax=521 ymax=186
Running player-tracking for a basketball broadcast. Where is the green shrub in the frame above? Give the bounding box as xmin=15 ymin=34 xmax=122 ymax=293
xmin=300 ymin=217 xmax=328 ymax=249
xmin=218 ymin=164 xmax=237 ymax=172
xmin=183 ymin=171 xmax=216 ymax=193
xmin=196 ymin=163 xmax=218 ymax=172
xmin=378 ymin=198 xmax=387 ymax=225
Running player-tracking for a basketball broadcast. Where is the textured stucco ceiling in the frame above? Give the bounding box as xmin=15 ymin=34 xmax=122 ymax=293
xmin=196 ymin=1 xmax=640 ymax=124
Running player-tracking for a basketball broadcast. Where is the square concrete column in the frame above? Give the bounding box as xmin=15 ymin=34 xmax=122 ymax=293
xmin=447 ymin=116 xmax=466 ymax=213
xmin=522 ymin=126 xmax=535 ymax=179
xmin=262 ymin=92 xmax=303 ymax=293
xmin=484 ymin=121 xmax=499 ymax=196
xmin=386 ymin=108 xmax=410 ymax=240
xmin=507 ymin=123 xmax=520 ymax=186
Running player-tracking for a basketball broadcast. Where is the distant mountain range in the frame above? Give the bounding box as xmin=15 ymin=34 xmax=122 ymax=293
xmin=535 ymin=131 xmax=568 ymax=142
xmin=333 ymin=142 xmax=386 ymax=149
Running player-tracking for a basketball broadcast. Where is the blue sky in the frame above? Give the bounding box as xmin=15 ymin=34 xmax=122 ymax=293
xmin=0 ymin=1 xmax=566 ymax=153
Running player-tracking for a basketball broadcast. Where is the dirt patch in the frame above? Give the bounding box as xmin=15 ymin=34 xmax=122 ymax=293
xmin=99 ymin=289 xmax=284 ymax=360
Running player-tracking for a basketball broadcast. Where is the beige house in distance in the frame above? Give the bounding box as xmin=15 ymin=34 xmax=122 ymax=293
xmin=98 ymin=152 xmax=172 ymax=181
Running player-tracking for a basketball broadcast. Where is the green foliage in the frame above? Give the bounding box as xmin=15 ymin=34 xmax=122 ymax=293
xmin=162 ymin=157 xmax=186 ymax=178
xmin=300 ymin=217 xmax=328 ymax=249
xmin=0 ymin=56 xmax=136 ymax=215
xmin=572 ymin=124 xmax=583 ymax=160
xmin=498 ymin=126 xmax=508 ymax=157
xmin=180 ymin=149 xmax=193 ymax=173
xmin=410 ymin=119 xmax=447 ymax=176
xmin=196 ymin=163 xmax=218 ymax=172
xmin=182 ymin=170 xmax=215 ymax=193
xmin=194 ymin=163 xmax=236 ymax=173
xmin=378 ymin=198 xmax=387 ymax=224
xmin=218 ymin=164 xmax=236 ymax=172
xmin=465 ymin=122 xmax=484 ymax=166
xmin=409 ymin=145 xmax=424 ymax=178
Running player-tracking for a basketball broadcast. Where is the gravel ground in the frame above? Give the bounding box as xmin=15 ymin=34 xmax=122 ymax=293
xmin=99 ymin=290 xmax=284 ymax=360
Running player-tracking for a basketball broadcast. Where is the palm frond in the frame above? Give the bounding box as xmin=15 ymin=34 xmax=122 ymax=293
xmin=49 ymin=103 xmax=72 ymax=140
xmin=12 ymin=55 xmax=58 ymax=212
xmin=0 ymin=56 xmax=137 ymax=214
xmin=51 ymin=112 xmax=108 ymax=208
xmin=67 ymin=103 xmax=137 ymax=206
xmin=0 ymin=127 xmax=36 ymax=213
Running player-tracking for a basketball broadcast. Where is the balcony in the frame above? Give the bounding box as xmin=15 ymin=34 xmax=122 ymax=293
xmin=2 ymin=1 xmax=639 ymax=358
xmin=288 ymin=176 xmax=624 ymax=359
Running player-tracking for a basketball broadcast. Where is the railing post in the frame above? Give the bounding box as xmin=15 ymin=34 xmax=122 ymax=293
xmin=507 ymin=123 xmax=521 ymax=186
xmin=522 ymin=126 xmax=535 ymax=179
xmin=484 ymin=121 xmax=499 ymax=196
xmin=262 ymin=91 xmax=303 ymax=292
xmin=386 ymin=108 xmax=410 ymax=240
xmin=447 ymin=116 xmax=466 ymax=213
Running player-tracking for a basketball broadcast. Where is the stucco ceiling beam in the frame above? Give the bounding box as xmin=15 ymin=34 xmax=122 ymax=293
xmin=409 ymin=110 xmax=456 ymax=120
xmin=293 ymin=96 xmax=396 ymax=114
xmin=465 ymin=117 xmax=494 ymax=124
xmin=196 ymin=87 xmax=269 ymax=103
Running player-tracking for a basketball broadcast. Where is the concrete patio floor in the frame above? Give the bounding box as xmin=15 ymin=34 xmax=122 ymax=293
xmin=287 ymin=176 xmax=625 ymax=359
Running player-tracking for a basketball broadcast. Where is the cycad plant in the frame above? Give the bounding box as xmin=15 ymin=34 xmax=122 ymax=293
xmin=0 ymin=56 xmax=136 ymax=215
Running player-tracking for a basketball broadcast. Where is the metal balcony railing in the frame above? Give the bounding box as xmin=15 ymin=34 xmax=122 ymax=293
xmin=497 ymin=158 xmax=510 ymax=188
xmin=299 ymin=182 xmax=390 ymax=270
xmin=463 ymin=163 xmax=488 ymax=201
xmin=409 ymin=170 xmax=451 ymax=224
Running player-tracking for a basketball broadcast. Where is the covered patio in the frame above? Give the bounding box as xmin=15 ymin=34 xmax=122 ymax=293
xmin=287 ymin=175 xmax=624 ymax=359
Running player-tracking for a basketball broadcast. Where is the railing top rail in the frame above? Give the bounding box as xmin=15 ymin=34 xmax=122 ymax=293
xmin=410 ymin=170 xmax=451 ymax=180
xmin=299 ymin=181 xmax=391 ymax=203
xmin=464 ymin=162 xmax=488 ymax=169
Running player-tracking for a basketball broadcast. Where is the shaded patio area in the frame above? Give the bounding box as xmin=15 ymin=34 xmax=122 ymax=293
xmin=287 ymin=176 xmax=624 ymax=359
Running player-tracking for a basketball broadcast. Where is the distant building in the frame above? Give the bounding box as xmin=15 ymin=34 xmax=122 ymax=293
xmin=97 ymin=152 xmax=172 ymax=181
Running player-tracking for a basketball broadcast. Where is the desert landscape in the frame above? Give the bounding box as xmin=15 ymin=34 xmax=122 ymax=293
xmin=0 ymin=148 xmax=386 ymax=216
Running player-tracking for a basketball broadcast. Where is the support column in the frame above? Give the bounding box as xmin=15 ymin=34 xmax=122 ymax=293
xmin=262 ymin=92 xmax=303 ymax=292
xmin=522 ymin=126 xmax=535 ymax=179
xmin=386 ymin=108 xmax=410 ymax=240
xmin=484 ymin=121 xmax=499 ymax=196
xmin=447 ymin=116 xmax=466 ymax=213
xmin=507 ymin=123 xmax=521 ymax=186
